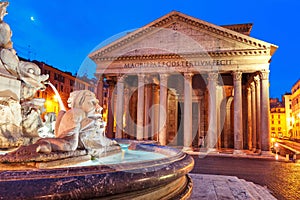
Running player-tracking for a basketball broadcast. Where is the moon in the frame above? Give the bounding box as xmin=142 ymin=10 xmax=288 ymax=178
xmin=30 ymin=16 xmax=35 ymax=21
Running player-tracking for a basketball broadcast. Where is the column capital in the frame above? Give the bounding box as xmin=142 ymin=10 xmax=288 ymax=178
xmin=260 ymin=70 xmax=270 ymax=80
xmin=159 ymin=73 xmax=169 ymax=85
xmin=207 ymin=72 xmax=218 ymax=81
xmin=254 ymin=75 xmax=260 ymax=85
xmin=117 ymin=74 xmax=126 ymax=82
xmin=138 ymin=73 xmax=145 ymax=84
xmin=232 ymin=71 xmax=242 ymax=81
xmin=184 ymin=72 xmax=194 ymax=80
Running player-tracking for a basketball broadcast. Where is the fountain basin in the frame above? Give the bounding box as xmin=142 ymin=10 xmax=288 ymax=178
xmin=0 ymin=140 xmax=194 ymax=200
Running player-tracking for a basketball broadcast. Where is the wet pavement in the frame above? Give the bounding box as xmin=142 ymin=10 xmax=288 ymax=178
xmin=190 ymin=155 xmax=300 ymax=200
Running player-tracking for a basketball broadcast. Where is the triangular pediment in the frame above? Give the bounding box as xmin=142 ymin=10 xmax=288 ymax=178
xmin=89 ymin=11 xmax=277 ymax=61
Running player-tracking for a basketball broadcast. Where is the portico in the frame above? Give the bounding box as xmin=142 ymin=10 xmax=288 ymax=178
xmin=89 ymin=11 xmax=277 ymax=153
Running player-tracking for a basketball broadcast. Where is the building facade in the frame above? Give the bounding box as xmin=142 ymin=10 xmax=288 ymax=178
xmin=270 ymin=98 xmax=287 ymax=138
xmin=283 ymin=93 xmax=293 ymax=138
xmin=90 ymin=11 xmax=278 ymax=152
xmin=291 ymin=79 xmax=300 ymax=140
xmin=31 ymin=60 xmax=97 ymax=114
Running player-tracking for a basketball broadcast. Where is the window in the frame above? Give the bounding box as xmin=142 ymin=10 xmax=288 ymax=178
xmin=272 ymin=121 xmax=274 ymax=125
xmin=278 ymin=120 xmax=281 ymax=124
xmin=60 ymin=85 xmax=64 ymax=92
xmin=278 ymin=115 xmax=280 ymax=119
xmin=278 ymin=127 xmax=282 ymax=131
xmin=271 ymin=127 xmax=275 ymax=131
xmin=272 ymin=115 xmax=274 ymax=119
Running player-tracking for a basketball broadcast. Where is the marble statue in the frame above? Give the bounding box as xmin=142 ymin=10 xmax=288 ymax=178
xmin=35 ymin=90 xmax=117 ymax=156
xmin=0 ymin=2 xmax=119 ymax=164
xmin=0 ymin=2 xmax=49 ymax=148
xmin=1 ymin=90 xmax=119 ymax=163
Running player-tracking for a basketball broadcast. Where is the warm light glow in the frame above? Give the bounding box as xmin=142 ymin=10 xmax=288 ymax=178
xmin=271 ymin=138 xmax=275 ymax=143
xmin=53 ymin=95 xmax=58 ymax=102
xmin=274 ymin=142 xmax=279 ymax=148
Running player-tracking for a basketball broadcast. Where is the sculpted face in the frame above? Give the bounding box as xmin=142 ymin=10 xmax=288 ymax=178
xmin=81 ymin=91 xmax=99 ymax=115
xmin=68 ymin=90 xmax=100 ymax=116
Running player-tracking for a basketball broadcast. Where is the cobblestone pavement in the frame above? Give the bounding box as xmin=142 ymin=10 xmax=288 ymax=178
xmin=190 ymin=155 xmax=300 ymax=200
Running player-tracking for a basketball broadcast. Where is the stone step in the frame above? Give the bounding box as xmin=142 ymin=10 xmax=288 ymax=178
xmin=239 ymin=178 xmax=277 ymax=200
xmin=251 ymin=182 xmax=277 ymax=200
xmin=189 ymin=174 xmax=277 ymax=200
xmin=239 ymin=179 xmax=262 ymax=200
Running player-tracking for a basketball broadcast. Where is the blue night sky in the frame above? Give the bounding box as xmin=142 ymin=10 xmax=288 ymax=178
xmin=3 ymin=0 xmax=300 ymax=99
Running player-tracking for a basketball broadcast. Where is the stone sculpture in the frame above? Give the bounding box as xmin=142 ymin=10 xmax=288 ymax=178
xmin=0 ymin=2 xmax=49 ymax=148
xmin=35 ymin=90 xmax=117 ymax=156
xmin=0 ymin=90 xmax=119 ymax=164
xmin=0 ymin=2 xmax=119 ymax=165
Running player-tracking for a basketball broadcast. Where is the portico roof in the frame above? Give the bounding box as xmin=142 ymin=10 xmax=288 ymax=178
xmin=89 ymin=11 xmax=278 ymax=61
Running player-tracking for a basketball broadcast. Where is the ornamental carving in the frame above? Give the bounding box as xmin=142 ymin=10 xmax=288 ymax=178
xmin=184 ymin=73 xmax=194 ymax=81
xmin=207 ymin=72 xmax=218 ymax=81
xmin=260 ymin=70 xmax=269 ymax=80
xmin=159 ymin=74 xmax=169 ymax=83
xmin=232 ymin=71 xmax=242 ymax=81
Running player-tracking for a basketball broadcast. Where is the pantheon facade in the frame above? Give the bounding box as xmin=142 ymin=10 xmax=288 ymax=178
xmin=89 ymin=11 xmax=278 ymax=153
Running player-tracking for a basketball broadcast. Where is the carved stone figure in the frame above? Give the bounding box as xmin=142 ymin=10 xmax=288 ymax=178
xmin=35 ymin=90 xmax=117 ymax=156
xmin=0 ymin=2 xmax=49 ymax=148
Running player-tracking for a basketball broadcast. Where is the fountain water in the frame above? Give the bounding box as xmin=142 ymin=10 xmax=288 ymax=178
xmin=47 ymin=82 xmax=66 ymax=111
xmin=0 ymin=2 xmax=194 ymax=199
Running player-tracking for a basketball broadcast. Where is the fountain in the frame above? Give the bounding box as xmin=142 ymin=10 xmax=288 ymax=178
xmin=0 ymin=2 xmax=194 ymax=199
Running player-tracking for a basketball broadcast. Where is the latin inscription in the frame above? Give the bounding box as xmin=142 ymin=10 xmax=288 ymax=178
xmin=124 ymin=60 xmax=232 ymax=68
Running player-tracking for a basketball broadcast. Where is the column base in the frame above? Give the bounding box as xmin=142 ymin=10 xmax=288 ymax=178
xmin=261 ymin=150 xmax=274 ymax=157
xmin=233 ymin=150 xmax=245 ymax=155
xmin=182 ymin=146 xmax=193 ymax=152
xmin=255 ymin=149 xmax=261 ymax=154
xmin=207 ymin=148 xmax=218 ymax=153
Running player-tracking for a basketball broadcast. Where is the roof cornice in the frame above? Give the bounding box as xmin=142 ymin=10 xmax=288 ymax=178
xmin=94 ymin=49 xmax=270 ymax=62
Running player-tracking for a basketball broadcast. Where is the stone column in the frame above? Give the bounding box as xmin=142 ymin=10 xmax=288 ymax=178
xmin=233 ymin=71 xmax=243 ymax=153
xmin=207 ymin=72 xmax=218 ymax=151
xmin=247 ymin=86 xmax=252 ymax=150
xmin=260 ymin=70 xmax=271 ymax=152
xmin=151 ymin=85 xmax=160 ymax=141
xmin=115 ymin=75 xmax=125 ymax=138
xmin=144 ymin=79 xmax=152 ymax=139
xmin=198 ymin=94 xmax=203 ymax=145
xmin=159 ymin=74 xmax=168 ymax=145
xmin=137 ymin=74 xmax=145 ymax=140
xmin=96 ymin=75 xmax=104 ymax=106
xmin=183 ymin=73 xmax=193 ymax=151
xmin=251 ymin=82 xmax=257 ymax=152
xmin=106 ymin=80 xmax=115 ymax=138
xmin=123 ymin=88 xmax=130 ymax=138
xmin=254 ymin=75 xmax=261 ymax=151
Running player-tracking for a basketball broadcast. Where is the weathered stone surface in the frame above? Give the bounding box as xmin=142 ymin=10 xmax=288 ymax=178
xmin=0 ymin=148 xmax=88 ymax=163
xmin=189 ymin=174 xmax=277 ymax=200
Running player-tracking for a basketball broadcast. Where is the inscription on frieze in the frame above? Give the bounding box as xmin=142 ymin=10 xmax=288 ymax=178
xmin=124 ymin=59 xmax=233 ymax=69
